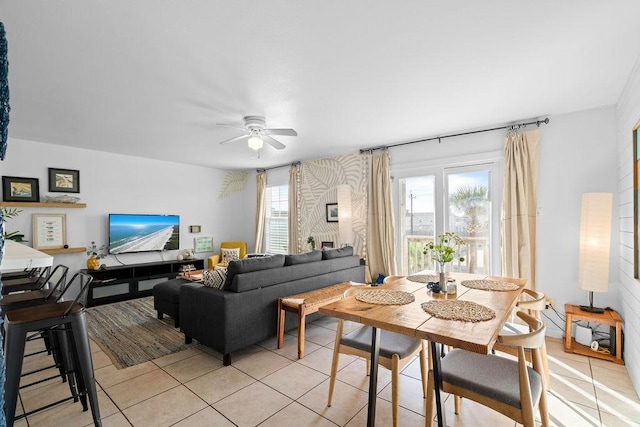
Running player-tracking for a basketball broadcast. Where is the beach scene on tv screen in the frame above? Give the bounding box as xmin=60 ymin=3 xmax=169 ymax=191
xmin=109 ymin=214 xmax=179 ymax=254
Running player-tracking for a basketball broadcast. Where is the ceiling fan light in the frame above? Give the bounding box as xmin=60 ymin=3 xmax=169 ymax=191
xmin=247 ymin=135 xmax=264 ymax=150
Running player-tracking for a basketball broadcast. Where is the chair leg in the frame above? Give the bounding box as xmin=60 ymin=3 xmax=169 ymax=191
xmin=541 ymin=341 xmax=551 ymax=390
xmin=424 ymin=369 xmax=435 ymax=427
xmin=419 ymin=342 xmax=428 ymax=398
xmin=327 ymin=320 xmax=344 ymax=407
xmin=454 ymin=395 xmax=461 ymax=414
xmin=392 ymin=354 xmax=400 ymax=427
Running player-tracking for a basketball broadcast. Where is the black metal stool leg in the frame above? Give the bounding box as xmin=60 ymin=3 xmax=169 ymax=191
xmin=4 ymin=323 xmax=27 ymax=427
xmin=70 ymin=312 xmax=101 ymax=426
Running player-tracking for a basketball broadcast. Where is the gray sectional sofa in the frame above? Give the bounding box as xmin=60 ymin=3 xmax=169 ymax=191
xmin=179 ymin=246 xmax=365 ymax=365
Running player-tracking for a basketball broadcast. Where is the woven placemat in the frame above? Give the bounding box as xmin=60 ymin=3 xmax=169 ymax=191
xmin=460 ymin=279 xmax=520 ymax=292
xmin=406 ymin=274 xmax=439 ymax=284
xmin=355 ymin=289 xmax=415 ymax=305
xmin=421 ymin=300 xmax=496 ymax=322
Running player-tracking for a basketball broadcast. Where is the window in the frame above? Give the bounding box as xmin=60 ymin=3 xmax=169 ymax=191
xmin=265 ymin=184 xmax=289 ymax=254
xmin=397 ymin=162 xmax=500 ymax=276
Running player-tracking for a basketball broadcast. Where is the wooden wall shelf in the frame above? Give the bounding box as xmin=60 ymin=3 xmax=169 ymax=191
xmin=0 ymin=201 xmax=87 ymax=208
xmin=40 ymin=247 xmax=86 ymax=255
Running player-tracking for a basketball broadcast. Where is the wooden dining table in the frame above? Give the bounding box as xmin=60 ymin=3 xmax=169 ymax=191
xmin=318 ymin=272 xmax=524 ymax=427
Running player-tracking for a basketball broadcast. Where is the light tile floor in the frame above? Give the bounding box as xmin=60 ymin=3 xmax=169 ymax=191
xmin=13 ymin=318 xmax=640 ymax=426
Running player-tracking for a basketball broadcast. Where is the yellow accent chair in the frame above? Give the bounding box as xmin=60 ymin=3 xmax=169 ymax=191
xmin=207 ymin=241 xmax=248 ymax=268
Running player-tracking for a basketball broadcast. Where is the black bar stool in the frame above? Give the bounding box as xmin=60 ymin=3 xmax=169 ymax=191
xmin=0 ymin=264 xmax=69 ymax=316
xmin=2 ymin=265 xmax=56 ymax=295
xmin=3 ymin=272 xmax=101 ymax=426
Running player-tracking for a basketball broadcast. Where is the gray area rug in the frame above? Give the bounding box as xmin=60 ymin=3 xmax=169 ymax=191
xmin=85 ymin=296 xmax=194 ymax=369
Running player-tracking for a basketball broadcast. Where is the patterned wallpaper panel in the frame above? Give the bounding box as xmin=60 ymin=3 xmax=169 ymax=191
xmin=298 ymin=153 xmax=367 ymax=256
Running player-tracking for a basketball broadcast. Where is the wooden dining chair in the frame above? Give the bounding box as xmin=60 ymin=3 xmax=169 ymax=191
xmin=425 ymin=311 xmax=549 ymax=427
xmin=327 ymin=289 xmax=428 ymax=427
xmin=493 ymin=288 xmax=550 ymax=389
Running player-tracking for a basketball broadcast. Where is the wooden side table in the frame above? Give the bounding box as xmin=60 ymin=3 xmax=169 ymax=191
xmin=564 ymin=303 xmax=624 ymax=364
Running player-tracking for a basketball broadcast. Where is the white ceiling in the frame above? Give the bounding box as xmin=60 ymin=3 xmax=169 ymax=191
xmin=2 ymin=1 xmax=640 ymax=170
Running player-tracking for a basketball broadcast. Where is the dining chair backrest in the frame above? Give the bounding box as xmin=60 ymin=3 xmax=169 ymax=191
xmin=426 ymin=310 xmax=549 ymax=427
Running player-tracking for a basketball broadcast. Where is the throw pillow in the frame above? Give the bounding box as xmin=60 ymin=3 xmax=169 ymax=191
xmin=221 ymin=247 xmax=240 ymax=264
xmin=204 ymin=269 xmax=226 ymax=289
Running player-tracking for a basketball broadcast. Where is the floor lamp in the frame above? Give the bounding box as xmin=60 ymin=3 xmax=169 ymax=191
xmin=578 ymin=192 xmax=612 ymax=313
xmin=337 ymin=184 xmax=353 ymax=247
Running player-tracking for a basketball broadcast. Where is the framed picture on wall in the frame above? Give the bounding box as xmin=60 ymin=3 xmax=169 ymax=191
xmin=2 ymin=176 xmax=40 ymax=202
xmin=48 ymin=168 xmax=80 ymax=193
xmin=326 ymin=203 xmax=338 ymax=222
xmin=194 ymin=236 xmax=214 ymax=253
xmin=321 ymin=241 xmax=334 ymax=249
xmin=32 ymin=213 xmax=67 ymax=249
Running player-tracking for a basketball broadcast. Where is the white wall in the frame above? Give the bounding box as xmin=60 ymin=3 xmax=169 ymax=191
xmin=616 ymin=57 xmax=640 ymax=394
xmin=1 ymin=137 xmax=237 ymax=294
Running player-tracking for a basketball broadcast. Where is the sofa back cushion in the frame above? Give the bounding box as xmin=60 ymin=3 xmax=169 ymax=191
xmin=224 ymin=254 xmax=285 ymax=290
xmin=321 ymin=246 xmax=354 ymax=260
xmin=284 ymin=250 xmax=322 ymax=266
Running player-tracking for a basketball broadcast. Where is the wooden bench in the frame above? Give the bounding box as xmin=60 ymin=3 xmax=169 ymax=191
xmin=277 ymin=281 xmax=358 ymax=359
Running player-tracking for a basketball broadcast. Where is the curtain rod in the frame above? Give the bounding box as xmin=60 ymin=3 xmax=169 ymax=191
xmin=257 ymin=161 xmax=300 ymax=173
xmin=359 ymin=117 xmax=550 ymax=153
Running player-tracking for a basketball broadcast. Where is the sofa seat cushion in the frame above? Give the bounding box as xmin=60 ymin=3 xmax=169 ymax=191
xmin=322 ymin=246 xmax=354 ymax=260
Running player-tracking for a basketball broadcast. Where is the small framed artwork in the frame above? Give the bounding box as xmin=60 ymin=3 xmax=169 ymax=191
xmin=194 ymin=236 xmax=214 ymax=253
xmin=321 ymin=241 xmax=334 ymax=249
xmin=189 ymin=225 xmax=202 ymax=233
xmin=326 ymin=203 xmax=338 ymax=222
xmin=32 ymin=213 xmax=67 ymax=249
xmin=48 ymin=168 xmax=80 ymax=193
xmin=2 ymin=176 xmax=40 ymax=202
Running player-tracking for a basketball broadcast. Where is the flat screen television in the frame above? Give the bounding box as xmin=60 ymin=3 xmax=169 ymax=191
xmin=109 ymin=214 xmax=179 ymax=254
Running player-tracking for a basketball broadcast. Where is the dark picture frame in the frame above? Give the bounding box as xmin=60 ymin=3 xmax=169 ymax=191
xmin=48 ymin=168 xmax=80 ymax=193
xmin=2 ymin=176 xmax=40 ymax=202
xmin=326 ymin=203 xmax=338 ymax=222
xmin=321 ymin=241 xmax=334 ymax=249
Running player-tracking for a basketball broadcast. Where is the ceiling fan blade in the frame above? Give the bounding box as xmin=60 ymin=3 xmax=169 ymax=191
xmin=263 ymin=128 xmax=297 ymax=137
xmin=219 ymin=134 xmax=249 ymax=145
xmin=262 ymin=134 xmax=286 ymax=150
xmin=216 ymin=123 xmax=246 ymax=131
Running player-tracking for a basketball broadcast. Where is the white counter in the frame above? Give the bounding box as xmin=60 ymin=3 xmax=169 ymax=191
xmin=0 ymin=240 xmax=54 ymax=271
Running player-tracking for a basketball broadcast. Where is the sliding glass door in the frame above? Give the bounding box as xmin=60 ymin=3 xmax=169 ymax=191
xmin=397 ymin=162 xmax=500 ymax=276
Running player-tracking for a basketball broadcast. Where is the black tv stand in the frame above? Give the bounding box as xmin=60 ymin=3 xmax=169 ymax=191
xmin=83 ymin=258 xmax=204 ymax=307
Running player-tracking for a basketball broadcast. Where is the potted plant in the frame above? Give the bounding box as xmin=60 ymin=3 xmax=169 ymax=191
xmin=423 ymin=232 xmax=465 ymax=288
xmin=307 ymin=236 xmax=316 ymax=251
xmin=1 ymin=207 xmax=27 ymax=242
xmin=86 ymin=241 xmax=107 ymax=270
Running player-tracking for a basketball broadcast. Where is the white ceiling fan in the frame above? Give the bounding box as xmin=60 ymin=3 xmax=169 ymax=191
xmin=217 ymin=115 xmax=297 ymax=151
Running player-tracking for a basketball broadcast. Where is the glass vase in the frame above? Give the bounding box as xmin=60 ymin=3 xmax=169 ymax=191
xmin=435 ymin=262 xmax=448 ymax=289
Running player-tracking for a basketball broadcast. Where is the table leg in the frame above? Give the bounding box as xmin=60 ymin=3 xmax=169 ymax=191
xmin=277 ymin=299 xmax=285 ymax=349
xmin=366 ymin=326 xmax=381 ymax=427
xmin=430 ymin=341 xmax=447 ymax=427
xmin=564 ymin=311 xmax=572 ymax=351
xmin=298 ymin=305 xmax=306 ymax=359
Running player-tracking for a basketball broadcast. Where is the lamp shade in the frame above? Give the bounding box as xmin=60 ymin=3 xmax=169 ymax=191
xmin=337 ymin=184 xmax=353 ymax=247
xmin=578 ymin=192 xmax=612 ymax=293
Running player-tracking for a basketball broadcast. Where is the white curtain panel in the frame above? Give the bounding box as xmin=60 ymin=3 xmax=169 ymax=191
xmin=254 ymin=171 xmax=267 ymax=253
xmin=501 ymin=129 xmax=539 ymax=289
xmin=366 ymin=150 xmax=397 ymax=280
xmin=288 ymin=164 xmax=301 ymax=254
